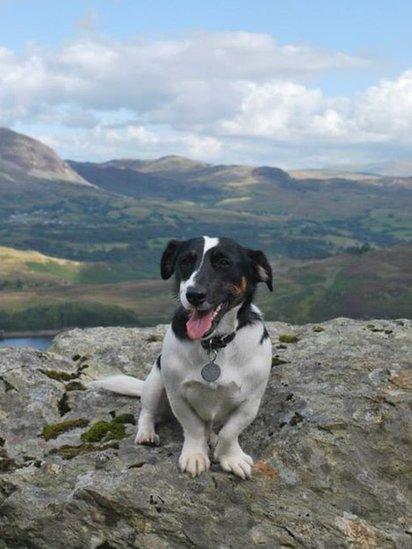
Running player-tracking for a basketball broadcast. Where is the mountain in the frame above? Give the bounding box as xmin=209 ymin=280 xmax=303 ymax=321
xmin=290 ymin=168 xmax=381 ymax=182
xmin=0 ymin=126 xmax=411 ymax=285
xmin=0 ymin=127 xmax=411 ymax=331
xmin=0 ymin=127 xmax=91 ymax=186
xmin=68 ymin=154 xmax=224 ymax=201
xmin=103 ymin=155 xmax=208 ymax=174
xmin=68 ymin=156 xmax=293 ymax=201
xmin=355 ymin=159 xmax=412 ymax=178
xmin=0 ymin=245 xmax=84 ymax=288
xmin=295 ymin=160 xmax=412 ymax=180
xmin=290 ymin=168 xmax=412 ymax=189
xmin=261 ymin=243 xmax=412 ymax=323
xmin=69 ymin=157 xmax=291 ymax=204
xmin=70 ymin=154 xmax=412 ymax=205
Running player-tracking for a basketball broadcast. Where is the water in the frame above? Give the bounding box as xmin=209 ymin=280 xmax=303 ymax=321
xmin=0 ymin=337 xmax=53 ymax=351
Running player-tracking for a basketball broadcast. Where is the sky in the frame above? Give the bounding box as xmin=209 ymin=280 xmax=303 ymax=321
xmin=1 ymin=0 xmax=412 ymax=168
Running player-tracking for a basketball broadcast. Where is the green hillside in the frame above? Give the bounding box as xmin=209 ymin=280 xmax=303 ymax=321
xmin=1 ymin=129 xmax=411 ymax=331
xmin=0 ymin=244 xmax=410 ymax=331
xmin=1 ymin=131 xmax=411 ymax=279
xmin=258 ymin=244 xmax=412 ymax=323
xmin=1 ymin=169 xmax=411 ymax=278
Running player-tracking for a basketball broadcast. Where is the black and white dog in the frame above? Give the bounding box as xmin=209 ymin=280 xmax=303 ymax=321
xmin=92 ymin=236 xmax=273 ymax=479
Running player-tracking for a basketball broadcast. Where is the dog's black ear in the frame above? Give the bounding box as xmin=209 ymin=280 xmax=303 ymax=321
xmin=246 ymin=249 xmax=273 ymax=291
xmin=160 ymin=239 xmax=183 ymax=279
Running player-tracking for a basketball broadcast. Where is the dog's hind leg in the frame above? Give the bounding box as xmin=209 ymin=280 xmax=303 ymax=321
xmin=135 ymin=362 xmax=166 ymax=446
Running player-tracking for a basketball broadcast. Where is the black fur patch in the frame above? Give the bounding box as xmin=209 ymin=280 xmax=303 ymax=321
xmin=236 ymin=301 xmax=262 ymax=331
xmin=171 ymin=306 xmax=190 ymax=340
xmin=260 ymin=326 xmax=270 ymax=344
xmin=156 ymin=355 xmax=161 ymax=370
xmin=166 ymin=236 xmax=272 ymax=342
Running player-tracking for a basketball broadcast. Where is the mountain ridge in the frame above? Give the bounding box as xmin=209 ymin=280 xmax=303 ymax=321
xmin=70 ymin=154 xmax=412 ymax=191
xmin=0 ymin=127 xmax=92 ymax=186
xmin=2 ymin=127 xmax=411 ymax=191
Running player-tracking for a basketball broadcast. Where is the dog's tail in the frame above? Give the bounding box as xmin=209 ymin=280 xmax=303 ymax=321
xmin=88 ymin=375 xmax=144 ymax=397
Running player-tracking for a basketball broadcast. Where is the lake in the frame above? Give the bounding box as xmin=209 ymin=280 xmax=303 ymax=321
xmin=0 ymin=337 xmax=53 ymax=350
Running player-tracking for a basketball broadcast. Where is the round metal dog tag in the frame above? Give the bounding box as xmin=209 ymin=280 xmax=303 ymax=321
xmin=201 ymin=362 xmax=221 ymax=382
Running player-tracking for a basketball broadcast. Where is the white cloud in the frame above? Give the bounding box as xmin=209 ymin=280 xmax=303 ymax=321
xmin=218 ymin=70 xmax=412 ymax=147
xmin=1 ymin=31 xmax=412 ymax=165
xmin=39 ymin=124 xmax=159 ymax=160
xmin=184 ymin=135 xmax=222 ymax=158
xmin=35 ymin=124 xmax=224 ymax=163
xmin=354 ymin=70 xmax=412 ymax=142
xmin=0 ymin=32 xmax=367 ymax=125
xmin=220 ymin=81 xmax=326 ymax=139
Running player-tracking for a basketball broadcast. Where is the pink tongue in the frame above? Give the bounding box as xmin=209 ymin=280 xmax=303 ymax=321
xmin=186 ymin=309 xmax=214 ymax=340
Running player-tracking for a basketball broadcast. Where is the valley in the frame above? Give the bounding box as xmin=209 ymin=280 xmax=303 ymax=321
xmin=0 ymin=243 xmax=410 ymax=331
xmin=0 ymin=128 xmax=411 ymax=331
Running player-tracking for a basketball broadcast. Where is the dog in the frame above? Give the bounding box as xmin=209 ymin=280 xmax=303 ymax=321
xmin=91 ymin=236 xmax=273 ymax=479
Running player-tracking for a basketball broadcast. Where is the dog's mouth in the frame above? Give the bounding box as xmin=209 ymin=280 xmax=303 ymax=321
xmin=186 ymin=302 xmax=228 ymax=340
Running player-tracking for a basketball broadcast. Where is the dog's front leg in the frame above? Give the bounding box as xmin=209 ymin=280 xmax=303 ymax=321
xmin=168 ymin=393 xmax=210 ymax=477
xmin=214 ymin=397 xmax=262 ymax=479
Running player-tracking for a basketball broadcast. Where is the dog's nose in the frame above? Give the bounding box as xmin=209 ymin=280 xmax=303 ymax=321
xmin=186 ymin=287 xmax=206 ymax=306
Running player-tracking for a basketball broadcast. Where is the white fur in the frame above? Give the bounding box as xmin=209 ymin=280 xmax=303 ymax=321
xmin=88 ymin=375 xmax=144 ymax=397
xmin=160 ymin=315 xmax=271 ymax=478
xmin=179 ymin=236 xmax=219 ymax=310
xmin=91 ymin=305 xmax=271 ymax=479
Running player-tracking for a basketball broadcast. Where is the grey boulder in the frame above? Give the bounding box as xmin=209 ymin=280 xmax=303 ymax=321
xmin=0 ymin=318 xmax=411 ymax=548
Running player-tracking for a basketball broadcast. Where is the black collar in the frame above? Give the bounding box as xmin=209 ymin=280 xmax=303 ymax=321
xmin=201 ymin=331 xmax=236 ymax=351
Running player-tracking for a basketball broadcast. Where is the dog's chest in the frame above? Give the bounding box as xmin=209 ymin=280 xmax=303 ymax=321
xmin=180 ymin=354 xmax=245 ymax=422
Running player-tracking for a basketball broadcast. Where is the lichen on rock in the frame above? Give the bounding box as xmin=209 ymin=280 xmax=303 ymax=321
xmin=41 ymin=418 xmax=89 ymax=440
xmin=278 ymin=333 xmax=299 ymax=343
xmin=80 ymin=420 xmax=126 ymax=443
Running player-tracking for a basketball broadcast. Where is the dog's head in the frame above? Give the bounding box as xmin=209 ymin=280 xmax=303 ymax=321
xmin=160 ymin=236 xmax=273 ymax=340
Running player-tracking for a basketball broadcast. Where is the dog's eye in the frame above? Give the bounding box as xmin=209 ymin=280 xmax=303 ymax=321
xmin=213 ymin=256 xmax=232 ymax=268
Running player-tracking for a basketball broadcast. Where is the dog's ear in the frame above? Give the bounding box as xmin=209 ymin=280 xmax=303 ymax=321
xmin=160 ymin=239 xmax=183 ymax=279
xmin=246 ymin=249 xmax=273 ymax=291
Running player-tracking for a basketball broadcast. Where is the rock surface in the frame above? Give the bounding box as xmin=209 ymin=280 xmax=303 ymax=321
xmin=0 ymin=318 xmax=411 ymax=548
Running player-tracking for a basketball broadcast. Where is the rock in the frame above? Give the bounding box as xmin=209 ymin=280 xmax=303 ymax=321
xmin=0 ymin=318 xmax=411 ymax=548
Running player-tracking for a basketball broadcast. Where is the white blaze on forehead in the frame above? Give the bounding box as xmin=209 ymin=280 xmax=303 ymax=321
xmin=202 ymin=236 xmax=219 ymax=255
xmin=179 ymin=236 xmax=219 ymax=309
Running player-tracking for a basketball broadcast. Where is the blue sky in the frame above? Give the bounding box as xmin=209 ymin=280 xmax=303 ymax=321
xmin=1 ymin=0 xmax=412 ymax=167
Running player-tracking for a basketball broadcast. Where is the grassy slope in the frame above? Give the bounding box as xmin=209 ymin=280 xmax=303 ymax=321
xmin=259 ymin=244 xmax=412 ymax=323
xmin=0 ymin=246 xmax=146 ymax=329
xmin=0 ymin=246 xmax=83 ymax=285
xmin=0 ymin=244 xmax=410 ymax=331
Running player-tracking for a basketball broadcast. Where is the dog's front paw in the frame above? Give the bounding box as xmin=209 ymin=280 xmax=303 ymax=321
xmin=135 ymin=429 xmax=160 ymax=446
xmin=179 ymin=451 xmax=210 ymax=477
xmin=219 ymin=451 xmax=253 ymax=479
